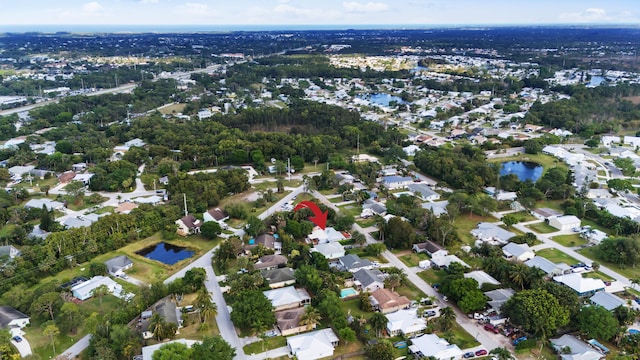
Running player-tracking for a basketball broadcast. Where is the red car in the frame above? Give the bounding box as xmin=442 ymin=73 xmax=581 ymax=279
xmin=483 ymin=324 xmax=499 ymax=334
xmin=475 ymin=349 xmax=488 ymax=356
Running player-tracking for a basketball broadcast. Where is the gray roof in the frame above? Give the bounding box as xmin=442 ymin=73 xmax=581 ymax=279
xmin=484 ymin=288 xmax=515 ymax=311
xmin=590 ymin=292 xmax=626 ymax=311
xmin=502 ymin=242 xmax=533 ymax=259
xmin=339 ymin=254 xmax=373 ymax=270
xmin=363 ymin=199 xmax=386 ymax=214
xmin=471 ymin=222 xmax=515 ymax=243
xmin=353 ymin=268 xmax=384 ymax=289
xmin=407 ymin=183 xmax=438 ymax=199
xmin=550 ymin=335 xmax=603 ymax=360
xmin=0 ymin=306 xmax=29 ymax=327
xmin=421 ymin=200 xmax=449 ymax=216
xmin=261 ymin=268 xmax=296 ymax=285
xmin=525 ymin=256 xmax=561 ymax=275
xmin=104 ymin=255 xmax=133 ymax=274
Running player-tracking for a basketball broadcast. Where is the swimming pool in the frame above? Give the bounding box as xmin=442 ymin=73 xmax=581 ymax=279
xmin=629 ymin=329 xmax=640 ymax=335
xmin=340 ymin=287 xmax=357 ymax=298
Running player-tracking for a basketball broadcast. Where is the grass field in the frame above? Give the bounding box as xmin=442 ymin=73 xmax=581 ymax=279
xmin=536 ymin=248 xmax=579 ymax=265
xmin=399 ymin=252 xmax=430 ymax=267
xmin=418 ymin=269 xmax=447 ymax=286
xmin=453 ymin=214 xmax=495 ymax=246
xmin=511 ymin=211 xmax=537 ymax=222
xmin=243 ymin=336 xmax=287 ymax=354
xmin=487 ymin=153 xmax=567 ymax=173
xmin=526 ymin=222 xmax=558 ymax=234
xmin=552 ymin=234 xmax=587 ymax=247
xmin=158 ymin=102 xmax=186 ymax=115
xmin=579 ymin=247 xmax=640 ymax=281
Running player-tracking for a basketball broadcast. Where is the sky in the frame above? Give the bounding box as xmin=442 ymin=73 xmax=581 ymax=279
xmin=0 ymin=0 xmax=638 ymax=30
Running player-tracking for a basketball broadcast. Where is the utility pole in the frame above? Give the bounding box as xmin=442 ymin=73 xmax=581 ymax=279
xmin=183 ymin=193 xmax=188 ymax=217
xmin=287 ymin=158 xmax=291 ymax=182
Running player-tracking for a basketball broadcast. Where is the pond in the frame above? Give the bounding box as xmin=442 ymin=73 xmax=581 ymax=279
xmin=500 ymin=161 xmax=543 ymax=182
xmin=136 ymin=242 xmax=194 ymax=265
xmin=357 ymin=93 xmax=406 ymax=106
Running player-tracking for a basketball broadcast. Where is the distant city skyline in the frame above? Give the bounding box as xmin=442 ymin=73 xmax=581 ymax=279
xmin=0 ymin=0 xmax=638 ymax=31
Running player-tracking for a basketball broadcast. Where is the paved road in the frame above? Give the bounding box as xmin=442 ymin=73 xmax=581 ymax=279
xmin=57 ymin=334 xmax=91 ymax=359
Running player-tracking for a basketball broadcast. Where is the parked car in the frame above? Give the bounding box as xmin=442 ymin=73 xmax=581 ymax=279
xmin=475 ymin=349 xmax=488 ymax=356
xmin=463 ymin=352 xmax=475 ymax=358
xmin=12 ymin=336 xmax=21 ymax=343
xmin=513 ymin=336 xmax=527 ymax=346
xmin=424 ymin=310 xmax=437 ymax=317
xmin=484 ymin=324 xmax=499 ymax=334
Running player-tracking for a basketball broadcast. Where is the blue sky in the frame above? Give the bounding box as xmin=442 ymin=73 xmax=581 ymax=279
xmin=0 ymin=0 xmax=638 ymax=28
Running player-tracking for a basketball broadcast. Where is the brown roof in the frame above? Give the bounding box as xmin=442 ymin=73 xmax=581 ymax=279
xmin=115 ymin=202 xmax=139 ymax=214
xmin=180 ymin=215 xmax=201 ymax=229
xmin=207 ymin=207 xmax=228 ymax=221
xmin=275 ymin=307 xmax=305 ymax=331
xmin=370 ymin=288 xmax=411 ymax=311
xmin=58 ymin=171 xmax=76 ymax=183
xmin=255 ymin=234 xmax=276 ymax=248
xmin=255 ymin=255 xmax=288 ymax=270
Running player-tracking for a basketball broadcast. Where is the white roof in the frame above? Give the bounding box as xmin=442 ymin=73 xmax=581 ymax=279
xmin=24 ymin=198 xmax=64 ymax=210
xmin=308 ymin=226 xmax=345 ymax=243
xmin=431 ymin=253 xmax=469 ymax=268
xmin=287 ymin=328 xmax=338 ymax=360
xmin=71 ymin=276 xmax=121 ymax=299
xmin=502 ymin=243 xmax=534 ymax=259
xmin=386 ymin=309 xmax=427 ymax=335
xmin=312 ymin=242 xmax=345 ymax=259
xmin=553 ymin=273 xmax=606 ymax=294
xmin=263 ymin=286 xmax=310 ymax=308
xmin=590 ymin=292 xmax=626 ymax=311
xmin=408 ymin=334 xmax=464 ymax=360
xmin=525 ymin=256 xmax=563 ymax=274
xmin=464 ymin=271 xmax=500 ymax=288
xmin=553 ymin=215 xmax=581 ymax=225
xmin=141 ymin=339 xmax=200 ymax=360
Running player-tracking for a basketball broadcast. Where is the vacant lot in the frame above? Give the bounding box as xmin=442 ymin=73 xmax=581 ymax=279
xmin=536 ymin=248 xmax=579 ymax=265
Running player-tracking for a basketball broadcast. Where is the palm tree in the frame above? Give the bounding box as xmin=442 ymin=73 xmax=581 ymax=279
xmin=509 ymin=264 xmax=528 ymax=290
xmin=525 ymin=267 xmax=546 ymax=289
xmin=195 ymin=287 xmax=218 ymax=323
xmin=299 ymin=306 xmax=322 ymax=330
xmin=374 ymin=215 xmax=386 ymax=242
xmin=385 ymin=273 xmax=402 ymax=292
xmin=251 ymin=320 xmax=269 ymax=353
xmin=489 ymin=347 xmax=515 ymax=360
xmin=369 ymin=312 xmax=388 ymax=338
xmin=438 ymin=307 xmax=456 ymax=332
xmin=149 ymin=313 xmax=168 ymax=341
xmin=92 ymin=284 xmax=110 ymax=306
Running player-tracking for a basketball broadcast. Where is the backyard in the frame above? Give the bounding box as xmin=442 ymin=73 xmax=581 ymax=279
xmin=535 ymin=248 xmax=579 ymax=265
xmin=526 ymin=222 xmax=558 ymax=234
xmin=552 ymin=234 xmax=587 ymax=247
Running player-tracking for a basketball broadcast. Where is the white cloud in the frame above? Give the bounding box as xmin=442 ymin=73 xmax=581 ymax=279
xmin=559 ymin=7 xmax=611 ymax=23
xmin=176 ymin=2 xmax=218 ymax=16
xmin=273 ymin=4 xmax=314 ymax=16
xmin=140 ymin=0 xmax=159 ymax=4
xmin=83 ymin=1 xmax=104 ymax=14
xmin=342 ymin=1 xmax=389 ymax=13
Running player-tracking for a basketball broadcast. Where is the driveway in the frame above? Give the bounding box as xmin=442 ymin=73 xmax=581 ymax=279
xmin=11 ymin=335 xmax=32 ymax=358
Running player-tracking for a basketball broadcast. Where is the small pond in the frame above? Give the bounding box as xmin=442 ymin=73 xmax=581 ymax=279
xmin=500 ymin=161 xmax=543 ymax=182
xmin=357 ymin=93 xmax=407 ymax=106
xmin=136 ymin=242 xmax=194 ymax=265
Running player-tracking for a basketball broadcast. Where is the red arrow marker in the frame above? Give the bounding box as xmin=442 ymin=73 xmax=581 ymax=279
xmin=293 ymin=200 xmax=328 ymax=229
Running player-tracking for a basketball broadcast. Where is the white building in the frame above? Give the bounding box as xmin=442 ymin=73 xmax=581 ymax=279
xmin=311 ymin=242 xmax=345 ymax=260
xmin=386 ymin=309 xmax=427 ymax=337
xmin=71 ymin=276 xmax=126 ymax=301
xmin=141 ymin=339 xmax=200 ymax=360
xmin=502 ymin=243 xmax=535 ymax=262
xmin=549 ymin=215 xmax=581 ymax=231
xmin=0 ymin=306 xmax=30 ymax=329
xmin=287 ymin=328 xmax=339 ymax=360
xmin=409 ymin=334 xmax=464 ymax=360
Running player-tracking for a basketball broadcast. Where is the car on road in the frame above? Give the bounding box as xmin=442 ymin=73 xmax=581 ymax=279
xmin=12 ymin=336 xmax=22 ymax=342
xmin=475 ymin=349 xmax=488 ymax=356
xmin=463 ymin=352 xmax=475 ymax=358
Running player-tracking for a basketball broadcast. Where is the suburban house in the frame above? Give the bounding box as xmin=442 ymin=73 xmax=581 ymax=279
xmin=114 ymin=202 xmax=139 ymax=214
xmin=245 ymin=233 xmax=282 ymax=254
xmin=141 ymin=339 xmax=200 ymax=360
xmin=308 ymin=226 xmax=347 ymax=244
xmin=24 ymin=198 xmax=64 ymax=211
xmin=71 ymin=276 xmax=126 ymax=301
xmin=275 ymin=307 xmax=315 ymax=336
xmin=550 ymin=334 xmax=604 ymax=360
xmin=502 ymin=243 xmax=535 ymax=262
xmin=339 ymin=254 xmax=373 ymax=272
xmin=0 ymin=306 xmax=30 ymax=329
xmin=402 ymin=144 xmax=421 ymax=157
xmin=531 ymin=207 xmax=562 ymax=221
xmin=140 ymin=298 xmax=183 ymax=340
xmin=412 ymin=240 xmax=447 ymax=257
xmin=484 ymin=288 xmax=515 ymax=314
xmin=407 ymin=183 xmax=440 ymax=201
xmin=421 ymin=200 xmax=449 ymax=217
xmin=254 ymin=254 xmax=288 ymax=271
xmin=408 ymin=333 xmax=464 ymax=360
xmin=0 ymin=245 xmax=21 ymax=261
xmin=263 ymin=286 xmax=311 ymax=311
xmin=287 ymin=328 xmax=339 ymax=360
xmin=312 ymin=242 xmax=345 ymax=261
xmin=353 ymin=268 xmax=385 ymax=293
xmin=549 ymin=215 xmax=581 ymax=231
xmin=261 ymin=268 xmax=296 ymax=289
xmin=471 ymin=222 xmax=515 ymax=245
xmin=361 ymin=199 xmax=387 ymax=217
xmin=382 ymin=176 xmax=413 ymax=190
xmin=553 ymin=273 xmax=606 ymax=297
xmin=369 ymin=288 xmax=411 ymax=314
xmin=431 ymin=253 xmax=470 ymax=269
xmin=464 ymin=271 xmax=500 ymax=288
xmin=175 ymin=215 xmax=202 ymax=236
xmin=580 ymin=228 xmax=608 ymax=245
xmin=386 ymin=309 xmax=427 ymax=337
xmin=104 ymin=255 xmax=133 ymax=277
xmin=590 ymin=292 xmax=626 ymax=311
xmin=203 ymin=207 xmax=229 ymax=223
xmin=525 ymin=256 xmax=571 ymax=277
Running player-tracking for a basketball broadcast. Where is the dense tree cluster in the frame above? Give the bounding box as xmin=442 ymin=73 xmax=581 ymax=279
xmin=167 ymin=169 xmax=249 ymax=213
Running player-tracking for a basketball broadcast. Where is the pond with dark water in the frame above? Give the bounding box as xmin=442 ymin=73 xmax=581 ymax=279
xmin=136 ymin=242 xmax=194 ymax=265
xmin=500 ymin=161 xmax=543 ymax=182
xmin=357 ymin=93 xmax=406 ymax=106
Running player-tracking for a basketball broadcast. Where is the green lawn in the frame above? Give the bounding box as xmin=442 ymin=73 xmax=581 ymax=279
xmin=511 ymin=211 xmax=537 ymax=222
xmin=438 ymin=322 xmax=479 ymax=349
xmin=91 ymin=206 xmax=115 ymax=215
xmin=243 ymin=336 xmax=287 ymax=354
xmin=552 ymin=234 xmax=587 ymax=247
xmin=356 ymin=217 xmax=377 ymax=228
xmin=535 ymin=199 xmax=565 ymax=211
xmin=418 ymin=269 xmax=447 ymax=286
xmin=337 ymin=204 xmax=363 ymax=218
xmin=395 ymin=281 xmax=427 ymax=300
xmin=580 ymin=219 xmax=612 ymax=234
xmin=487 ymin=153 xmax=568 ymax=174
xmin=579 ymin=247 xmax=640 ymax=281
xmin=536 ymin=248 xmax=579 ymax=265
xmin=526 ymin=222 xmax=558 ymax=234
xmin=583 ymin=271 xmax=614 ymax=281
xmin=453 ymin=214 xmax=495 ymax=246
xmin=399 ymin=252 xmax=430 ymax=267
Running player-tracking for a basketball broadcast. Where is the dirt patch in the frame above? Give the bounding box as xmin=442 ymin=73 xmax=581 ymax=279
xmin=623 ymin=96 xmax=640 ymax=105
